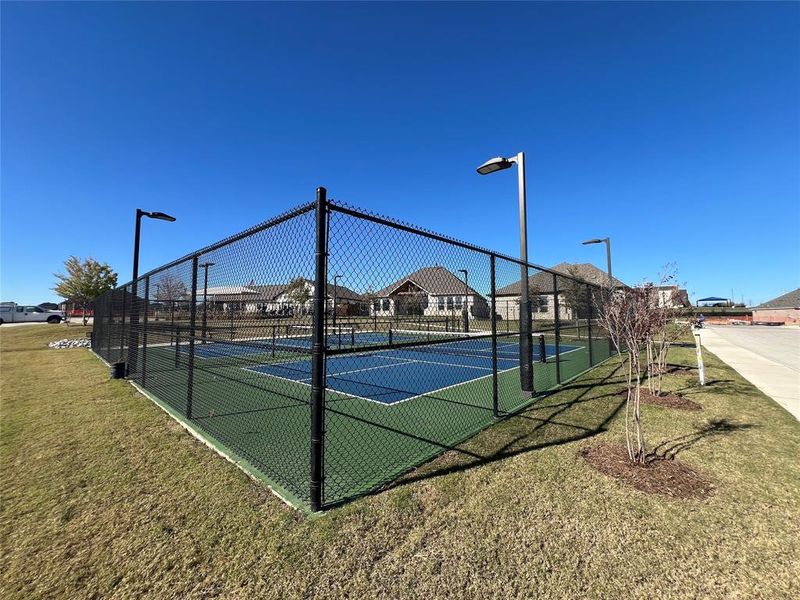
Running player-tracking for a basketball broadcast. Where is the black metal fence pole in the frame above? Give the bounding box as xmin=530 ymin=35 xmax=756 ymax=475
xmin=187 ymin=258 xmax=198 ymax=419
xmin=141 ymin=276 xmax=150 ymax=386
xmin=120 ymin=286 xmax=128 ymax=364
xmin=490 ymin=254 xmax=499 ymax=417
xmin=553 ymin=274 xmax=562 ymax=384
xmin=310 ymin=186 xmax=328 ymax=512
xmin=586 ymin=283 xmax=594 ymax=367
xmin=107 ymin=289 xmax=114 ymax=359
xmin=519 ymin=264 xmax=534 ymax=397
xmin=128 ymin=279 xmax=139 ymax=376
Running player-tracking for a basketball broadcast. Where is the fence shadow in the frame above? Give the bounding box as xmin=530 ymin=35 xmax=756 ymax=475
xmin=371 ymin=361 xmax=628 ymax=496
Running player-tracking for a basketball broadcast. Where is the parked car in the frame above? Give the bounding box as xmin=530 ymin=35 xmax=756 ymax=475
xmin=0 ymin=302 xmax=65 ymax=324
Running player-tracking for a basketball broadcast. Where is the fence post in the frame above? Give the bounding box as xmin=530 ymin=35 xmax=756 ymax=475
xmin=141 ymin=276 xmax=150 ymax=386
xmin=490 ymin=254 xmax=499 ymax=417
xmin=553 ymin=274 xmax=561 ymax=384
xmin=120 ymin=285 xmax=128 ymax=363
xmin=519 ymin=264 xmax=534 ymax=397
xmin=107 ymin=289 xmax=114 ymax=359
xmin=586 ymin=284 xmax=594 ymax=366
xmin=187 ymin=258 xmax=198 ymax=419
xmin=310 ymin=187 xmax=328 ymax=512
xmin=128 ymin=278 xmax=140 ymax=377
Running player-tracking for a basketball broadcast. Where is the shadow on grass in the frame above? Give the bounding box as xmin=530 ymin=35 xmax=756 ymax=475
xmin=369 ymin=361 xmax=629 ymax=497
xmin=651 ymin=418 xmax=757 ymax=460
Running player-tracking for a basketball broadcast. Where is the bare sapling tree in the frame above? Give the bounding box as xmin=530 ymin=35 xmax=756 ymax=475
xmin=596 ymin=282 xmax=659 ymax=464
xmin=646 ymin=266 xmax=691 ymax=396
xmin=154 ymin=274 xmax=189 ymax=321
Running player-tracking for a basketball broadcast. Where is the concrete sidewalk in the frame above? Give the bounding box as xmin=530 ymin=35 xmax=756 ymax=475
xmin=699 ymin=326 xmax=800 ymax=421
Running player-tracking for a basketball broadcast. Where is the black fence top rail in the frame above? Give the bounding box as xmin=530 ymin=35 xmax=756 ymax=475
xmin=117 ymin=201 xmax=317 ymax=288
xmin=328 ymin=201 xmax=602 ymax=288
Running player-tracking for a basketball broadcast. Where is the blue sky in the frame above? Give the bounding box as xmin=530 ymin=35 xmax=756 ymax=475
xmin=2 ymin=2 xmax=798 ymax=306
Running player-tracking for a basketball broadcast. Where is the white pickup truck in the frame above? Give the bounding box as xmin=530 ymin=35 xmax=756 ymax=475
xmin=0 ymin=303 xmax=65 ymax=324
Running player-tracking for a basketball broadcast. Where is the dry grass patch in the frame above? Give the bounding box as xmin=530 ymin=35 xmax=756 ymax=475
xmin=2 ymin=324 xmax=799 ymax=599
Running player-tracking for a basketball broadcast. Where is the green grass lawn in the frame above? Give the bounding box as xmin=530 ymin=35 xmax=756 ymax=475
xmin=2 ymin=324 xmax=799 ymax=598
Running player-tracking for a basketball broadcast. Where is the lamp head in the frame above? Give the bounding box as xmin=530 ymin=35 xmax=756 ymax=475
xmin=146 ymin=211 xmax=177 ymax=222
xmin=476 ymin=156 xmax=514 ymax=175
xmin=582 ymin=238 xmax=604 ymax=245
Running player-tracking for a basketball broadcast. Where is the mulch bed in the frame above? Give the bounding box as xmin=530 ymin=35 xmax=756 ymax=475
xmin=619 ymin=389 xmax=703 ymax=411
xmin=580 ymin=441 xmax=714 ymax=500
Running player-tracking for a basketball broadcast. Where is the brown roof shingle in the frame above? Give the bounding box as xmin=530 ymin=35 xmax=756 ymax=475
xmin=494 ymin=262 xmax=626 ymax=296
xmin=755 ymin=288 xmax=800 ymax=309
xmin=377 ymin=266 xmax=483 ymax=297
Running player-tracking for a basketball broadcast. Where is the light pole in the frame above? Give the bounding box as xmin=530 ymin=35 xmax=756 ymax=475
xmin=582 ymin=237 xmax=614 ymax=357
xmin=129 ymin=209 xmax=176 ymax=376
xmin=581 ymin=237 xmax=613 ymax=290
xmin=458 ymin=269 xmax=469 ymax=333
xmin=477 ymin=152 xmax=533 ymax=396
xmin=332 ymin=274 xmax=342 ymax=328
xmin=199 ymin=262 xmax=215 ymax=343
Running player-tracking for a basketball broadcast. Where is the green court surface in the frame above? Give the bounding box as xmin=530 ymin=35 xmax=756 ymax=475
xmin=133 ymin=330 xmax=612 ymax=509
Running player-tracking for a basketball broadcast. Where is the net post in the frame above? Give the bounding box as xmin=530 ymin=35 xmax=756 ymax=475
xmin=187 ymin=257 xmax=198 ymax=419
xmin=310 ymin=186 xmax=328 ymax=512
xmin=586 ymin=284 xmax=594 ymax=366
xmin=141 ymin=276 xmax=150 ymax=386
xmin=490 ymin=254 xmax=499 ymax=417
xmin=553 ymin=274 xmax=562 ymax=384
xmin=539 ymin=334 xmax=547 ymax=363
xmin=175 ymin=327 xmax=181 ymax=368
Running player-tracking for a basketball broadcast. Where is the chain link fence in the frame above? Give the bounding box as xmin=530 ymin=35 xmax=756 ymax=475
xmin=92 ymin=189 xmax=614 ymax=511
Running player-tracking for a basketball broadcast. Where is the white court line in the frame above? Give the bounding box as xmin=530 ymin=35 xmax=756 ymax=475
xmin=239 ymin=340 xmax=588 ymax=407
xmin=367 ymin=353 xmax=496 ymax=371
xmin=243 ymin=363 xmax=400 ymax=406
xmin=243 ymin=352 xmax=518 ymax=407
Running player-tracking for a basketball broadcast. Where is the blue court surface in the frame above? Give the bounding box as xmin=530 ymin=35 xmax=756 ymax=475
xmin=245 ymin=339 xmax=580 ymax=405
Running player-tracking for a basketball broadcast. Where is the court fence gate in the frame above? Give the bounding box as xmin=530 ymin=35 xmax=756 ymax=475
xmin=91 ymin=187 xmax=614 ymax=511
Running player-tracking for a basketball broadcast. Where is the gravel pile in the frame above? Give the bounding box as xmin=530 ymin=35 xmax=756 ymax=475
xmin=48 ymin=338 xmax=91 ymax=349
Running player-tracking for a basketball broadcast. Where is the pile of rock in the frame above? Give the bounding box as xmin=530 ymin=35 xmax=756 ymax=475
xmin=48 ymin=338 xmax=91 ymax=349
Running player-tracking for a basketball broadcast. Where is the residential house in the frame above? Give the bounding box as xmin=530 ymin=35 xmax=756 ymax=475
xmin=370 ymin=266 xmax=490 ymax=320
xmin=653 ymin=285 xmax=691 ymax=309
xmin=199 ymin=280 xmax=363 ymax=316
xmin=493 ymin=262 xmax=627 ymax=321
xmin=752 ymin=289 xmax=800 ymax=325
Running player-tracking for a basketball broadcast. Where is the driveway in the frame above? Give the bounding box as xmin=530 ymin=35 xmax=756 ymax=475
xmin=699 ymin=326 xmax=800 ymax=421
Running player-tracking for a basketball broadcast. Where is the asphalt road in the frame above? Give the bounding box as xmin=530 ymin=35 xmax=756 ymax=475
xmin=700 ymin=326 xmax=800 ymax=421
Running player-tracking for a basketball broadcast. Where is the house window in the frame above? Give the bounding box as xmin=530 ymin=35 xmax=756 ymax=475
xmin=382 ymin=298 xmax=390 ymax=312
xmin=446 ymin=296 xmax=454 ymax=310
xmin=454 ymin=296 xmax=463 ymax=310
xmin=373 ymin=299 xmax=380 ymax=311
xmin=536 ymin=295 xmax=549 ymax=312
xmin=437 ymin=297 xmax=445 ymax=310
